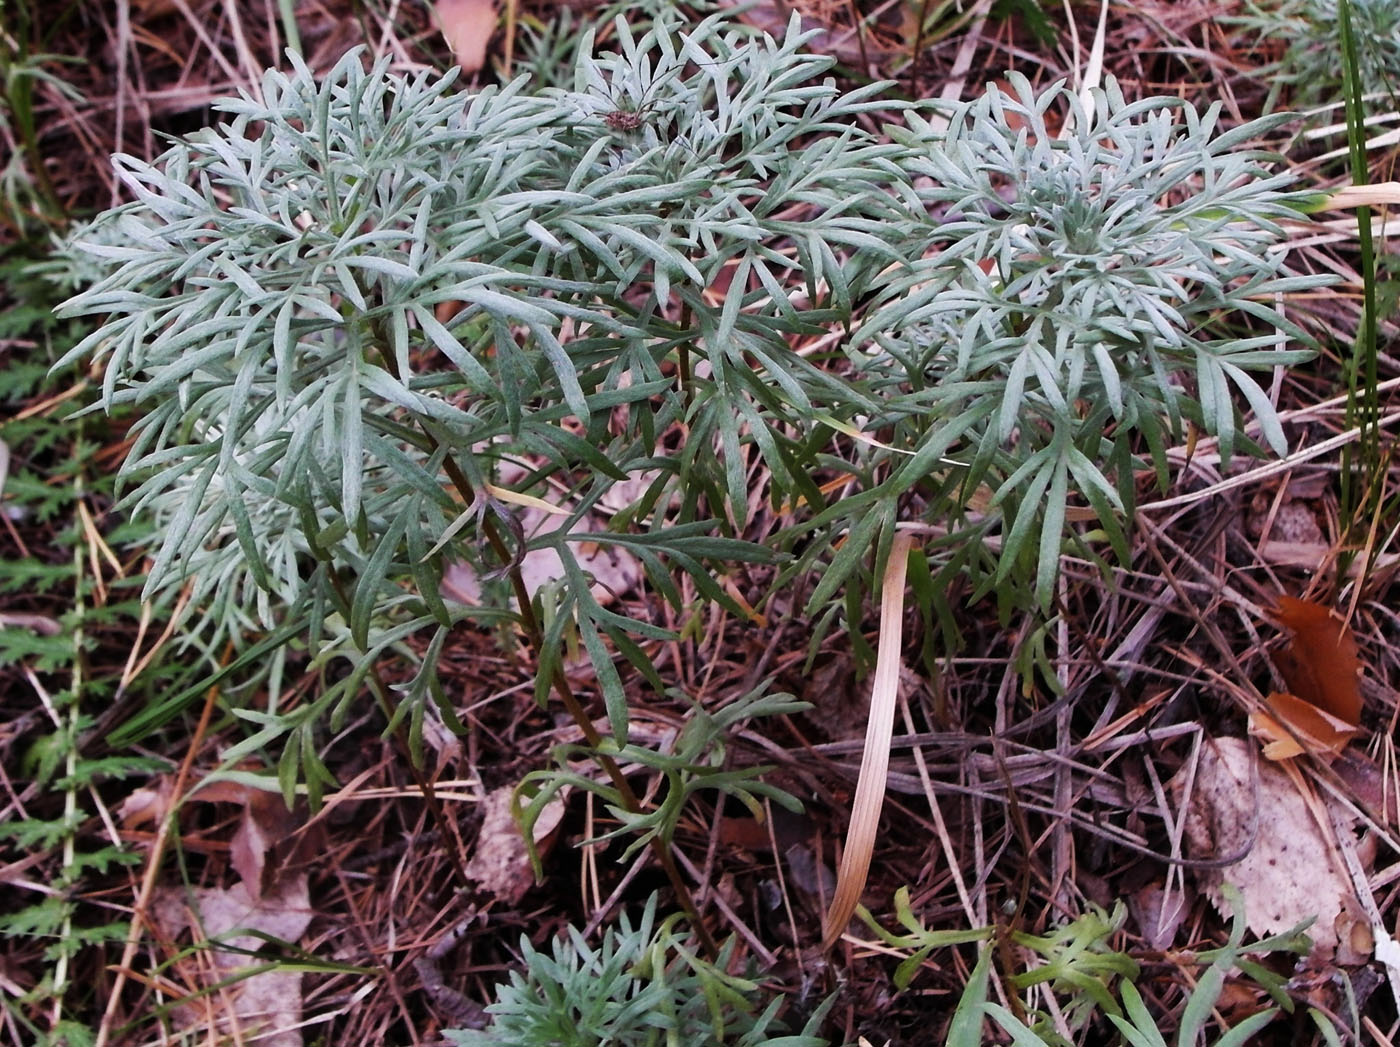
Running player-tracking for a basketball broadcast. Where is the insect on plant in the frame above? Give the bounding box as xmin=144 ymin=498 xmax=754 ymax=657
xmin=571 ymin=32 xmax=743 ymax=144
xmin=603 ymin=104 xmax=649 ymax=132
xmin=586 ymin=71 xmax=679 ymax=138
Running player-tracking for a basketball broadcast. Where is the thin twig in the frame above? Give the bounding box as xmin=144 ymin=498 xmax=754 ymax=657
xmin=95 ymin=655 xmax=227 ymax=1047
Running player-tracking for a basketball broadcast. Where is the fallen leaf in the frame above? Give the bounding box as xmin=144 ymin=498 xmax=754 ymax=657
xmin=1127 ymin=881 xmax=1188 ymax=951
xmin=1249 ymin=596 xmax=1366 ymax=763
xmin=435 ymin=0 xmax=498 ymax=74
xmin=1339 ymin=909 xmax=1375 ymax=963
xmin=230 ymin=789 xmax=302 ymax=901
xmin=1250 ymin=691 xmax=1357 ymax=761
xmin=464 ymin=785 xmax=565 ymax=904
xmin=118 ymin=775 xmax=257 ymax=831
xmin=1331 ymin=747 xmax=1389 ymax=814
xmin=784 ymin=843 xmax=837 ymax=899
xmin=1273 ymin=595 xmax=1363 ymax=726
xmin=125 ymin=772 xmax=316 ymax=898
xmin=118 ymin=781 xmax=174 ymax=828
xmin=1175 ymin=736 xmax=1359 ymax=959
xmin=151 ymin=877 xmax=313 ymax=1047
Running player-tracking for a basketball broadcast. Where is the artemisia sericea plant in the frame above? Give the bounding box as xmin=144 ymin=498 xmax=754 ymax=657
xmin=52 ymin=13 xmax=906 ymax=931
xmin=1233 ymin=0 xmax=1400 ymax=114
xmin=793 ymin=72 xmax=1329 ymax=620
xmin=55 ymin=12 xmax=1326 ymax=932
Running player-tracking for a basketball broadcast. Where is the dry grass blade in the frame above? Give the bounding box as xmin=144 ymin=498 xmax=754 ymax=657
xmin=94 ymin=661 xmax=226 ymax=1047
xmin=1325 ymin=182 xmax=1400 ymax=209
xmin=822 ymin=531 xmax=914 ymax=950
xmin=1065 ymin=0 xmax=1109 ymax=125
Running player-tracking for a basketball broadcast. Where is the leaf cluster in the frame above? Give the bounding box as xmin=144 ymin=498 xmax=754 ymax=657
xmin=945 ymin=886 xmax=1329 ymax=1047
xmin=1232 ymin=0 xmax=1400 ymax=115
xmin=515 ymin=686 xmax=807 ymax=873
xmin=53 ymin=14 xmax=1329 ymax=779
xmin=445 ymin=893 xmax=831 ymax=1047
xmin=835 ymin=72 xmax=1322 ymax=609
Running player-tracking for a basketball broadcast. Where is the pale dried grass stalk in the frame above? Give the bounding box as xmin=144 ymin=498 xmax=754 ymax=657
xmin=822 ymin=531 xmax=915 ymax=949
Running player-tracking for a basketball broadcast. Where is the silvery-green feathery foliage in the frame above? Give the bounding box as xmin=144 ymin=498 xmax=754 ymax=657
xmin=54 ymin=14 xmax=907 ymax=773
xmin=56 ymin=15 xmax=1326 ymax=783
xmin=444 ymin=895 xmax=831 ymax=1047
xmin=1235 ymin=0 xmax=1400 ymax=112
xmin=819 ymin=74 xmax=1326 ymax=609
xmin=512 ymin=0 xmax=731 ymax=92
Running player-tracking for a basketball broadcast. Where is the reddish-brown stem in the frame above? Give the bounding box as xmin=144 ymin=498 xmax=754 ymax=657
xmin=438 ymin=447 xmax=717 ymax=955
xmin=370 ymin=329 xmax=715 ymax=954
xmin=326 ymin=573 xmax=474 ymax=890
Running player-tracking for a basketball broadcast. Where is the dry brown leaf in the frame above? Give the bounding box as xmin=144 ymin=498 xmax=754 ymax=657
xmin=1250 ymin=691 xmax=1357 ymax=761
xmin=1248 ymin=595 xmax=1366 ymax=763
xmin=230 ymin=790 xmax=302 ymax=901
xmin=435 ymin=0 xmax=498 ymax=74
xmin=151 ymin=877 xmax=313 ymax=1047
xmin=1273 ymin=595 xmax=1363 ymax=726
xmin=464 ymin=785 xmax=566 ymax=904
xmin=1176 ymin=736 xmax=1360 ymax=958
xmin=1127 ymin=880 xmax=1188 ymax=951
xmin=117 ymin=781 xmax=174 ymax=828
xmin=785 ymin=843 xmax=837 ymax=899
xmin=118 ymin=775 xmax=264 ymax=829
xmin=126 ymin=774 xmax=314 ymax=899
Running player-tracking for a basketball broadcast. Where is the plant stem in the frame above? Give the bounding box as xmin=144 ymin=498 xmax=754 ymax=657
xmin=325 ymin=572 xmax=475 ymax=891
xmin=1337 ymin=0 xmax=1382 ymax=579
xmin=439 ymin=453 xmax=718 ymax=956
xmin=676 ymin=302 xmax=694 ymax=410
xmin=0 ymin=6 xmax=65 ymax=231
xmin=373 ymin=333 xmax=716 ymax=953
xmin=96 ymin=651 xmax=227 ymax=1047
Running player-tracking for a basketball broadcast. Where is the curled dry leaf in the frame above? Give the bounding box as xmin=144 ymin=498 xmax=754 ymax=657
xmin=230 ymin=788 xmax=306 ymax=901
xmin=122 ymin=773 xmax=314 ymax=899
xmin=1273 ymin=595 xmax=1363 ymax=724
xmin=785 ymin=843 xmax=837 ymax=899
xmin=821 ymin=532 xmax=914 ymax=949
xmin=1251 ymin=692 xmax=1356 ymax=761
xmin=117 ymin=780 xmax=174 ymax=828
xmin=1127 ymin=880 xmax=1189 ymax=951
xmin=151 ymin=877 xmax=313 ymax=1047
xmin=1249 ymin=595 xmax=1363 ymax=762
